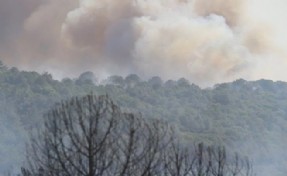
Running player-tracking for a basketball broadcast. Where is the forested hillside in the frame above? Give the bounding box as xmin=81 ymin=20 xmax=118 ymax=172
xmin=1 ymin=62 xmax=287 ymax=175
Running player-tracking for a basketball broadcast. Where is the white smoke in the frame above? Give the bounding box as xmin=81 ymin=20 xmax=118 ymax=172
xmin=0 ymin=0 xmax=286 ymax=86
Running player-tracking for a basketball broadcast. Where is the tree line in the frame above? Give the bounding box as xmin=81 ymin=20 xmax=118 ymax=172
xmin=2 ymin=61 xmax=287 ymax=174
xmin=21 ymin=94 xmax=255 ymax=176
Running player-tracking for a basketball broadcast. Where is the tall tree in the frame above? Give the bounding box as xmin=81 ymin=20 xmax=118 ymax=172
xmin=24 ymin=94 xmax=171 ymax=176
xmin=23 ymin=94 xmax=255 ymax=176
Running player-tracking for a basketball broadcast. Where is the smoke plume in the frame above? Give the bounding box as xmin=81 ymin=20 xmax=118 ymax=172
xmin=0 ymin=0 xmax=286 ymax=86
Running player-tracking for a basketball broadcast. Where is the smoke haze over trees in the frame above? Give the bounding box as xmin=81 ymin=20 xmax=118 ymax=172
xmin=0 ymin=63 xmax=287 ymax=175
xmin=0 ymin=0 xmax=287 ymax=175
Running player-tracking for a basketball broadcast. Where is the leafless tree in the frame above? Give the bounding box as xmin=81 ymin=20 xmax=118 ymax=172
xmin=163 ymin=138 xmax=193 ymax=176
xmin=164 ymin=141 xmax=256 ymax=176
xmin=109 ymin=113 xmax=172 ymax=176
xmin=22 ymin=94 xmax=255 ymax=176
xmin=23 ymin=94 xmax=172 ymax=176
xmin=25 ymin=95 xmax=124 ymax=176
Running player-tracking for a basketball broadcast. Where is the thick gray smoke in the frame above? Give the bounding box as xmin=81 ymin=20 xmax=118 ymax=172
xmin=0 ymin=0 xmax=286 ymax=86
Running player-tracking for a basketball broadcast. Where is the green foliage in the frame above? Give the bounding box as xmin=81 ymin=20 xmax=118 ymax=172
xmin=0 ymin=63 xmax=287 ymax=174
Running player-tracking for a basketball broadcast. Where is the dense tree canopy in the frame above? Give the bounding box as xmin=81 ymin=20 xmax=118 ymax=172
xmin=0 ymin=62 xmax=287 ymax=175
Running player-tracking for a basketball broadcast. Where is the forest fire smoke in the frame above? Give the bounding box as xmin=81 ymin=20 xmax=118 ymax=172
xmin=0 ymin=0 xmax=286 ymax=86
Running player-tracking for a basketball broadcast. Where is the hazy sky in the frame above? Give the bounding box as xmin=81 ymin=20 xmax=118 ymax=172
xmin=0 ymin=0 xmax=286 ymax=86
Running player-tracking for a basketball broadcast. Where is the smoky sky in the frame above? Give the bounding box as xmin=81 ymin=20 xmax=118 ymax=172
xmin=0 ymin=0 xmax=287 ymax=86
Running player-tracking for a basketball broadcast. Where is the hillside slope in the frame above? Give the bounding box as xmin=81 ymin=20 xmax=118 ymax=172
xmin=0 ymin=64 xmax=287 ymax=175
